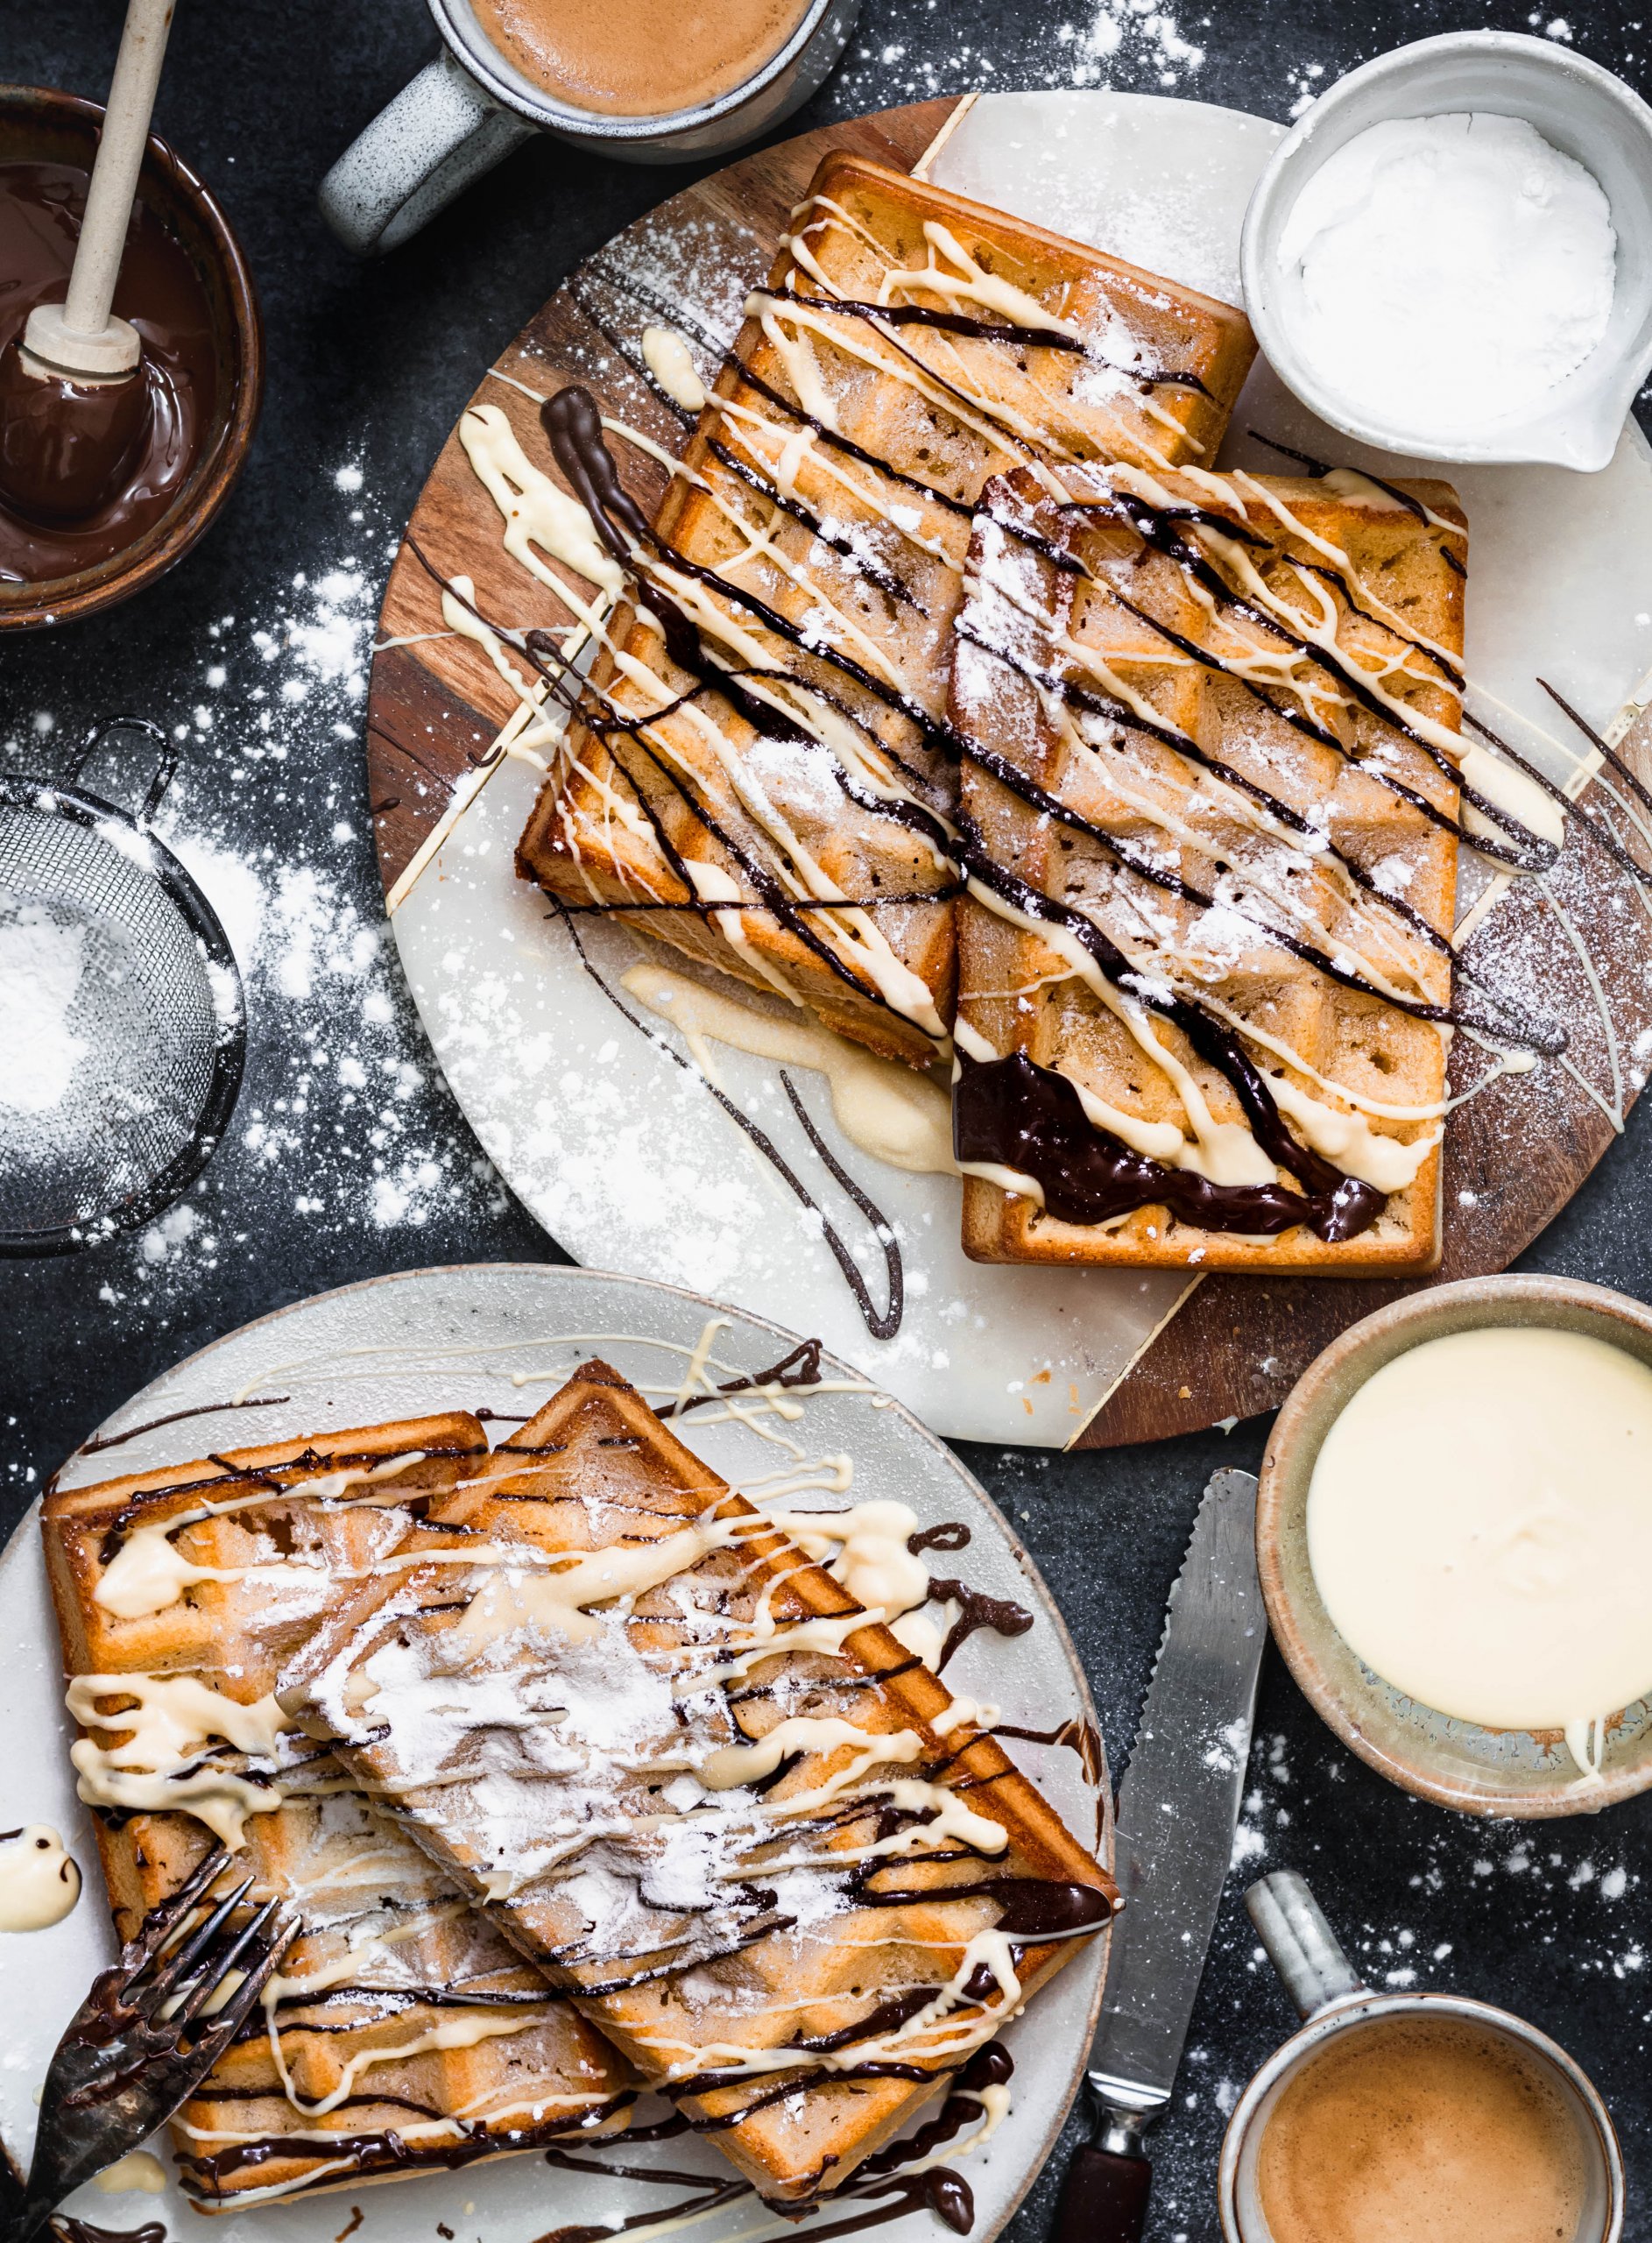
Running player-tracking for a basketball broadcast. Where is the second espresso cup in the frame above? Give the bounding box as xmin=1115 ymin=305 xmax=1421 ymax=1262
xmin=320 ymin=0 xmax=865 ymax=255
xmin=1220 ymin=1872 xmax=1623 ymax=2243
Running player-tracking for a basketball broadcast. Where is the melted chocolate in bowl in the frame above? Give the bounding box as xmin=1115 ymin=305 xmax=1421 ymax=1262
xmin=0 ymin=159 xmax=217 ymax=580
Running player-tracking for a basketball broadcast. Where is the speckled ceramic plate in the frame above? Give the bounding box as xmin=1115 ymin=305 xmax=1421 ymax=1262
xmin=0 ymin=1263 xmax=1108 ymax=2243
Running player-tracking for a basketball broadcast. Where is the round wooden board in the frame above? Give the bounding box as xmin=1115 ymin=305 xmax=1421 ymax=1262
xmin=365 ymin=96 xmax=1652 ymax=1452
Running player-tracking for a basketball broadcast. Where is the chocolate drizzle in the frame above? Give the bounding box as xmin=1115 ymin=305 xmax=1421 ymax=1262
xmin=47 ymin=2222 xmax=166 ymax=2243
xmin=752 ymin=285 xmax=1211 ymax=393
xmin=177 ymin=2096 xmax=632 ymax=2197
xmin=956 ymin=1046 xmax=1382 ymax=1242
xmin=925 ymin=1576 xmax=1035 ymax=1669
xmin=555 ymin=906 xmax=903 ymax=1339
xmin=858 ymin=1875 xmax=1114 ymax=1938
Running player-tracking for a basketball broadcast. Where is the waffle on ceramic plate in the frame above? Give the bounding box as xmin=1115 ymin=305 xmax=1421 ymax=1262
xmin=41 ymin=1421 xmax=630 ymax=2211
xmin=948 ymin=463 xmax=1471 ymax=1273
xmin=515 ymin=151 xmax=1255 ymax=1066
xmin=277 ymin=1360 xmax=1115 ymax=2206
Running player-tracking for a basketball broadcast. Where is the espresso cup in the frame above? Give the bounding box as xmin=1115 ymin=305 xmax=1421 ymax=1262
xmin=319 ymin=0 xmax=865 ymax=256
xmin=1219 ymin=1872 xmax=1624 ymax=2243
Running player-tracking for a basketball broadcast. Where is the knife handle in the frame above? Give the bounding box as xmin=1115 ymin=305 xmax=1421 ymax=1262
xmin=1054 ymin=2141 xmax=1152 ymax=2243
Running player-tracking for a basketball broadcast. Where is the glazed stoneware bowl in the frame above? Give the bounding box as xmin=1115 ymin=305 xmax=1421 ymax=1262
xmin=0 ymin=85 xmax=262 ymax=632
xmin=1259 ymin=1274 xmax=1652 ymax=1818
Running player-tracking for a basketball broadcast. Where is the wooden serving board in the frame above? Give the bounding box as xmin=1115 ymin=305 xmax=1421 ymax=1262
xmin=366 ymin=96 xmax=1652 ymax=1451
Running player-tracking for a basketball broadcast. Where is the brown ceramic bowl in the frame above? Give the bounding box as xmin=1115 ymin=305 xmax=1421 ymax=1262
xmin=0 ymin=85 xmax=262 ymax=632
xmin=1259 ymin=1274 xmax=1652 ymax=1819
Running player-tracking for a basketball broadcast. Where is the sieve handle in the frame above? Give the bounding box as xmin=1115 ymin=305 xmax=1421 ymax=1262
xmin=68 ymin=716 xmax=178 ymax=824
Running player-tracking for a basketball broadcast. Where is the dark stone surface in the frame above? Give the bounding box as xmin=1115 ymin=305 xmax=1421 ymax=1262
xmin=4 ymin=4 xmax=1650 ymax=2239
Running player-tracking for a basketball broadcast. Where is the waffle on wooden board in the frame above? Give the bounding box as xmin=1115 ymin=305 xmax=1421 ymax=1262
xmin=517 ymin=151 xmax=1255 ymax=1066
xmin=949 ymin=463 xmax=1466 ymax=1274
xmin=277 ymin=1359 xmax=1114 ymax=2205
xmin=41 ymin=1420 xmax=629 ymax=2211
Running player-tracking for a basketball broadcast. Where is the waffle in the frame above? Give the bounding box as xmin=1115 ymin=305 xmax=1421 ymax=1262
xmin=278 ymin=1360 xmax=1114 ymax=2204
xmin=949 ymin=463 xmax=1466 ymax=1272
xmin=41 ymin=1419 xmax=630 ymax=2211
xmin=517 ymin=152 xmax=1255 ymax=1066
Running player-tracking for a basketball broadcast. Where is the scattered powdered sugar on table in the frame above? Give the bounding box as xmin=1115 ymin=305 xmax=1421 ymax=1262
xmin=3 ymin=467 xmax=507 ymax=1316
xmin=0 ymin=903 xmax=88 ymax=1117
xmin=836 ymin=0 xmax=1207 ymax=106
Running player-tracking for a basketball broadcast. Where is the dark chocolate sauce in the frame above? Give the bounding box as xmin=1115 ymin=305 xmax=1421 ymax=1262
xmin=0 ymin=343 xmax=152 ymax=522
xmin=956 ymin=1046 xmax=1380 ymax=1242
xmin=907 ymin=1520 xmax=970 ymax=1556
xmin=79 ymin=1394 xmax=290 ymax=1456
xmin=754 ymin=285 xmax=1211 ymax=393
xmin=0 ymin=162 xmax=220 ymax=581
xmin=47 ymin=2221 xmax=166 ymax=2243
xmin=859 ymin=1875 xmax=1113 ymax=1937
xmin=925 ymin=1576 xmax=1034 ymax=1669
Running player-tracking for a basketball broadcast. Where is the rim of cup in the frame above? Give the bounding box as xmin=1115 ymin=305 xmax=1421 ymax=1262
xmin=427 ymin=0 xmax=843 ymax=138
xmin=1216 ymin=1987 xmax=1626 ymax=2243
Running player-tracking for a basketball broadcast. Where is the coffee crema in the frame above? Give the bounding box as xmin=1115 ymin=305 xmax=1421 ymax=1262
xmin=1255 ymin=2013 xmax=1590 ymax=2243
xmin=471 ymin=0 xmax=812 ymax=117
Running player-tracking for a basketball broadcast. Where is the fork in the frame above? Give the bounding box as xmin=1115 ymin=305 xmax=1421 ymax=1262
xmin=9 ymin=1844 xmax=298 ymax=2242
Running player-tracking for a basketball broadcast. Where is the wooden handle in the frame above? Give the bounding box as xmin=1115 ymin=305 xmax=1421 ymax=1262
xmin=33 ymin=0 xmax=175 ymax=375
xmin=1053 ymin=2141 xmax=1153 ymax=2243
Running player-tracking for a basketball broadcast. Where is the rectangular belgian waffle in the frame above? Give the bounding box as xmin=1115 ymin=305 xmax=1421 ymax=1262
xmin=517 ymin=151 xmax=1255 ymax=1065
xmin=277 ymin=1361 xmax=1114 ymax=2204
xmin=41 ymin=1419 xmax=630 ymax=2210
xmin=949 ymin=463 xmax=1466 ymax=1272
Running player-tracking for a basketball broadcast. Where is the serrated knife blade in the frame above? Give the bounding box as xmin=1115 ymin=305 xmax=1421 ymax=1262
xmin=1053 ymin=1468 xmax=1264 ymax=2243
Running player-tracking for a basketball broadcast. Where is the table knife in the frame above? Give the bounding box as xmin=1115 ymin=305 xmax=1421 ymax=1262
xmin=1055 ymin=1467 xmax=1265 ymax=2243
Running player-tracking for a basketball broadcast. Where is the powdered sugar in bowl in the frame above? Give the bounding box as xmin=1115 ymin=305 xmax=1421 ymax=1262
xmin=1239 ymin=32 xmax=1652 ymax=471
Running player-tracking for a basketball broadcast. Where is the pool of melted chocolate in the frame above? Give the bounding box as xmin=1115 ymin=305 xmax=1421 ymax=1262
xmin=0 ymin=159 xmax=217 ymax=583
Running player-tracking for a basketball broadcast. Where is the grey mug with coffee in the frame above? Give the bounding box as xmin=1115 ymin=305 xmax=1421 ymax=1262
xmin=320 ymin=0 xmax=864 ymax=256
xmin=1222 ymin=1872 xmax=1624 ymax=2243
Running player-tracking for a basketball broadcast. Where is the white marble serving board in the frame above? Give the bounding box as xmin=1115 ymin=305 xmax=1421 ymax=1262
xmin=387 ymin=91 xmax=1652 ymax=1448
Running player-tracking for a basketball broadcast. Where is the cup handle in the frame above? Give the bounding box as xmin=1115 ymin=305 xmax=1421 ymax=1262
xmin=1246 ymin=1872 xmax=1367 ymax=2019
xmin=318 ymin=46 xmax=537 ymax=257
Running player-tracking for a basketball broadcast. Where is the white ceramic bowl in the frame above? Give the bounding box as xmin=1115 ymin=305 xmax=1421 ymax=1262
xmin=1239 ymin=31 xmax=1652 ymax=471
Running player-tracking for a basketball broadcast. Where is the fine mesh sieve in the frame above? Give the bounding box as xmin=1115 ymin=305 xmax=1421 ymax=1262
xmin=0 ymin=718 xmax=247 ymax=1256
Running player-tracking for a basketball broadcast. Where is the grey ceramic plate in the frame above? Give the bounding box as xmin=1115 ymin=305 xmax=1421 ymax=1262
xmin=1 ymin=1263 xmax=1109 ymax=2243
xmin=1259 ymin=1273 xmax=1652 ymax=1819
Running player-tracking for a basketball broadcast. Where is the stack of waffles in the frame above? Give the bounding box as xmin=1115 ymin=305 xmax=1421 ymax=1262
xmin=518 ymin=151 xmax=1256 ymax=1067
xmin=42 ymin=1420 xmax=630 ymax=2211
xmin=45 ymin=1366 xmax=1112 ymax=2214
xmin=513 ymin=150 xmax=1475 ymax=1273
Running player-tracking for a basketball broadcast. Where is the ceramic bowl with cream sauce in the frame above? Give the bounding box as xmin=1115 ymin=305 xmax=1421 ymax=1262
xmin=1258 ymin=1274 xmax=1652 ymax=1818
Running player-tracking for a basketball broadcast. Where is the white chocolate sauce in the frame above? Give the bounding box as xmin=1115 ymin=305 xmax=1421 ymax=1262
xmin=93 ymin=2150 xmax=167 ymax=2194
xmin=622 ymin=960 xmax=957 ymax=1176
xmin=640 ymin=325 xmax=708 ymax=413
xmin=1309 ymin=1325 xmax=1652 ymax=1780
xmin=0 ymin=1823 xmax=81 ymax=1930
